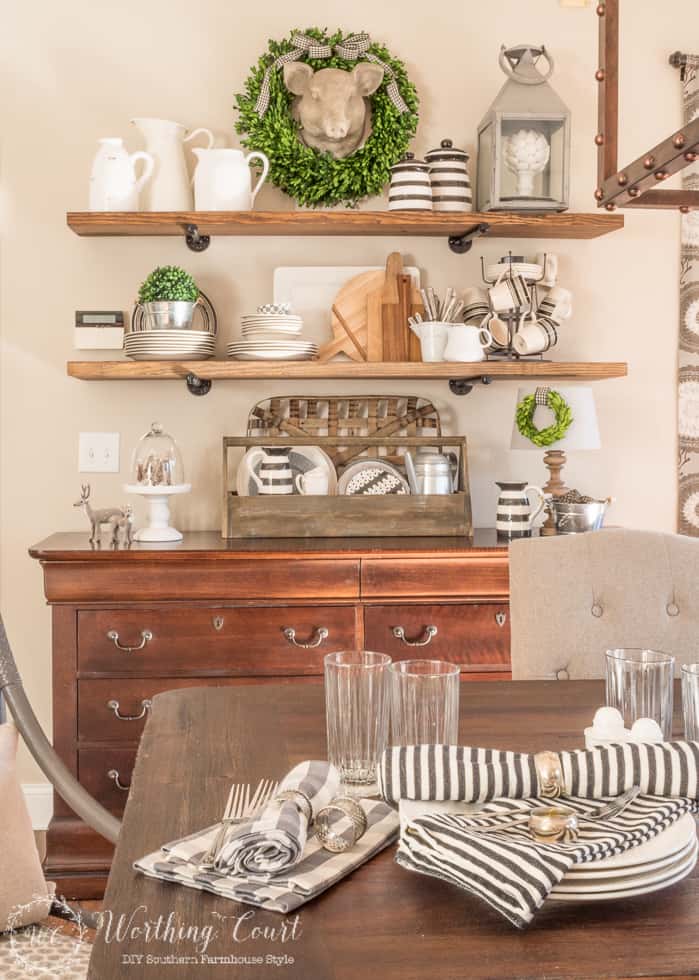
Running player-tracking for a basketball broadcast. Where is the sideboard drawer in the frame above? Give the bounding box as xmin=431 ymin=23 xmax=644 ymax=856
xmin=362 ymin=558 xmax=509 ymax=598
xmin=78 ymin=606 xmax=357 ymax=675
xmin=79 ymin=748 xmax=136 ymax=815
xmin=364 ymin=603 xmax=510 ymax=673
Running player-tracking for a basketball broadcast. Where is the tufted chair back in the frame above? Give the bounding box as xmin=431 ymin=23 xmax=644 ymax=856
xmin=509 ymin=529 xmax=699 ymax=680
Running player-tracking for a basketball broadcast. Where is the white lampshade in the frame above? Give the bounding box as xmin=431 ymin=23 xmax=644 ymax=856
xmin=510 ymin=386 xmax=601 ymax=451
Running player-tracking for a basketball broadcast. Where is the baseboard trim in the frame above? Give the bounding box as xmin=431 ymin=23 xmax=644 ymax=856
xmin=23 ymin=783 xmax=54 ymax=830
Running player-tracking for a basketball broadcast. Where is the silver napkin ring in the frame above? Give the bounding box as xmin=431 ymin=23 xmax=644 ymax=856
xmin=534 ymin=751 xmax=564 ymax=798
xmin=273 ymin=789 xmax=313 ymax=823
xmin=314 ymin=796 xmax=368 ymax=853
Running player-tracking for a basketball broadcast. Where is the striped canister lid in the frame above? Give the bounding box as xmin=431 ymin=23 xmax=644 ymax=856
xmin=425 ymin=139 xmax=472 ymax=213
xmin=388 ymin=152 xmax=433 ymax=211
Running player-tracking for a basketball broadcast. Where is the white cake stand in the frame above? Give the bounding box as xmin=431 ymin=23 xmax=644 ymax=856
xmin=124 ymin=483 xmax=191 ymax=542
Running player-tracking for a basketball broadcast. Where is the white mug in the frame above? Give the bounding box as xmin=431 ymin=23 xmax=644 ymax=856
xmin=295 ymin=467 xmax=329 ymax=495
xmin=535 ymin=252 xmax=559 ymax=287
xmin=443 ymin=323 xmax=493 ymax=362
xmin=488 ymin=269 xmax=530 ymax=313
xmin=539 ymin=286 xmax=572 ymax=321
xmin=410 ymin=321 xmax=449 ymax=362
xmin=513 ymin=316 xmax=557 ymax=355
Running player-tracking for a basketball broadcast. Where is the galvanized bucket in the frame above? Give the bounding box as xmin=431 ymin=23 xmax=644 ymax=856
xmin=143 ymin=300 xmax=197 ymax=330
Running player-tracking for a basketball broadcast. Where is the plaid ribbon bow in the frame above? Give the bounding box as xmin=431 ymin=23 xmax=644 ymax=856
xmin=254 ymin=31 xmax=409 ymax=117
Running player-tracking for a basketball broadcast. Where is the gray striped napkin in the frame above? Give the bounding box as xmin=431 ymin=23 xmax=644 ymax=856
xmin=134 ymin=798 xmax=398 ymax=913
xmin=379 ymin=742 xmax=699 ymax=805
xmin=216 ymin=760 xmax=339 ymax=879
xmin=397 ymin=794 xmax=698 ymax=928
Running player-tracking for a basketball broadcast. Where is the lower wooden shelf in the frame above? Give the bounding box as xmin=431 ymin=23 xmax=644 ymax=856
xmin=67 ymin=360 xmax=628 ymax=382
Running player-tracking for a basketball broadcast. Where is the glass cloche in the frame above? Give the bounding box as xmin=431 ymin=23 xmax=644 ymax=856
xmin=131 ymin=422 xmax=185 ymax=487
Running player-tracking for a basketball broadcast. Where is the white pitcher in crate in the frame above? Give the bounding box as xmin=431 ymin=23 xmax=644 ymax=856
xmin=425 ymin=138 xmax=473 ymax=212
xmin=495 ymin=481 xmax=545 ymax=539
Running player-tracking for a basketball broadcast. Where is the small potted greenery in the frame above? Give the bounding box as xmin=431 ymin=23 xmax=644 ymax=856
xmin=138 ymin=266 xmax=200 ymax=330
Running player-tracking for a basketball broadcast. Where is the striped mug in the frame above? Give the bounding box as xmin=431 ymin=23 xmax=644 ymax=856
xmin=495 ymin=481 xmax=545 ymax=539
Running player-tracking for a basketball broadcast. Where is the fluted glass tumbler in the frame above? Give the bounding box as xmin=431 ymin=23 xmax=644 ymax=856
xmin=324 ymin=651 xmax=391 ymax=795
xmin=389 ymin=660 xmax=460 ymax=746
xmin=681 ymin=664 xmax=699 ymax=741
xmin=605 ymin=649 xmax=675 ymax=740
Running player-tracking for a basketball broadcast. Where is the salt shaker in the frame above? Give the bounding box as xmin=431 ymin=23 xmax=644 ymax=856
xmin=388 ymin=153 xmax=432 ymax=211
xmin=425 ymin=139 xmax=473 ymax=212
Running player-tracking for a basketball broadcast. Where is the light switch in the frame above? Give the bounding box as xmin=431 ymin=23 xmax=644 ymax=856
xmin=79 ymin=433 xmax=120 ymax=473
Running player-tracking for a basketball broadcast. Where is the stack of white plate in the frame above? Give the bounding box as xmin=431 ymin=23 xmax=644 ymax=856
xmin=550 ymin=812 xmax=698 ymax=903
xmin=124 ymin=330 xmax=216 ymax=361
xmin=227 ymin=312 xmax=318 ymax=361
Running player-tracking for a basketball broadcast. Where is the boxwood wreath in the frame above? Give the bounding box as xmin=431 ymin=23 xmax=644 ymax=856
xmin=516 ymin=389 xmax=574 ymax=447
xmin=235 ymin=29 xmax=419 ymax=208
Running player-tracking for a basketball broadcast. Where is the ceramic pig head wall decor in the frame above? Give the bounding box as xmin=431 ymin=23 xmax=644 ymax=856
xmin=283 ymin=62 xmax=384 ymax=159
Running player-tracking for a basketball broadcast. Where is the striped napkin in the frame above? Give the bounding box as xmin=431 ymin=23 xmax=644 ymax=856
xmin=134 ymin=798 xmax=398 ymax=913
xmin=379 ymin=742 xmax=699 ymax=805
xmin=397 ymin=794 xmax=698 ymax=928
xmin=216 ymin=760 xmax=339 ymax=879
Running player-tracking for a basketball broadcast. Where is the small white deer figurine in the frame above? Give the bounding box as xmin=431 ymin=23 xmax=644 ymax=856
xmin=74 ymin=484 xmax=127 ymax=544
xmin=109 ymin=504 xmax=133 ymax=548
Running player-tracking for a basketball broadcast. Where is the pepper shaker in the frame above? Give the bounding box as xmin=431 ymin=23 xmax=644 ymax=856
xmin=425 ymin=139 xmax=473 ymax=212
xmin=388 ymin=152 xmax=432 ymax=211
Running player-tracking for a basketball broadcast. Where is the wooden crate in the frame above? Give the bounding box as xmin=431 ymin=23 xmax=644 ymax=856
xmin=222 ymin=436 xmax=472 ymax=539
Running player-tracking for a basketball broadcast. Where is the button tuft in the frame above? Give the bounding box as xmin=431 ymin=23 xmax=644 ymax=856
xmin=591 ymin=603 xmax=603 ymax=618
xmin=667 ymin=602 xmax=680 ymax=617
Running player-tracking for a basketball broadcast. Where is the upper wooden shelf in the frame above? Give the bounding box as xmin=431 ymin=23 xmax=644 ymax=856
xmin=67 ymin=360 xmax=628 ymax=382
xmin=66 ymin=210 xmax=624 ymax=241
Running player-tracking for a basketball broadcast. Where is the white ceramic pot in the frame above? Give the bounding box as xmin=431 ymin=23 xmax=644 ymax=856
xmin=192 ymin=148 xmax=270 ymax=211
xmin=443 ymin=324 xmax=493 ymax=362
xmin=132 ymin=117 xmax=214 ymax=211
xmin=89 ymin=138 xmax=154 ymax=211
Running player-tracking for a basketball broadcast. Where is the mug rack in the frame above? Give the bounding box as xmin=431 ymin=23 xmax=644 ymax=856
xmin=480 ymin=251 xmax=552 ymax=362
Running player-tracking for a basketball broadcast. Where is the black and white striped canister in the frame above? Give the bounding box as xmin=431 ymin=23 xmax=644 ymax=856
xmin=388 ymin=153 xmax=433 ymax=211
xmin=495 ymin=481 xmax=534 ymax=539
xmin=425 ymin=139 xmax=473 ymax=213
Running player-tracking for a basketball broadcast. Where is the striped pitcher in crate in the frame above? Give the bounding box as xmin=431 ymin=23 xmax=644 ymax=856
xmin=495 ymin=481 xmax=545 ymax=539
xmin=425 ymin=139 xmax=473 ymax=212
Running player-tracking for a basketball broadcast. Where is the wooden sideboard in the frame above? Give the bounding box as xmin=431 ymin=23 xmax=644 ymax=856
xmin=29 ymin=530 xmax=510 ymax=898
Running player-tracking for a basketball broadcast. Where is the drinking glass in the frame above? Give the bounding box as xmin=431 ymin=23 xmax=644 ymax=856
xmin=324 ymin=651 xmax=391 ymax=795
xmin=389 ymin=660 xmax=460 ymax=746
xmin=605 ymin=649 xmax=675 ymax=739
xmin=681 ymin=664 xmax=699 ymax=741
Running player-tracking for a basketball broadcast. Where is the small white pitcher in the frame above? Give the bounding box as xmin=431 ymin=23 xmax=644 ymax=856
xmin=192 ymin=148 xmax=270 ymax=211
xmin=443 ymin=323 xmax=493 ymax=362
xmin=89 ymin=138 xmax=154 ymax=211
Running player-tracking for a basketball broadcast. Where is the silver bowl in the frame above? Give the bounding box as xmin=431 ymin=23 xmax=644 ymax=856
xmin=547 ymin=499 xmax=609 ymax=534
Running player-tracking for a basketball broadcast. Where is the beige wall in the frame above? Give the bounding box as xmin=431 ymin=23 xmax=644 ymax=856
xmin=1 ymin=1 xmax=693 ymax=781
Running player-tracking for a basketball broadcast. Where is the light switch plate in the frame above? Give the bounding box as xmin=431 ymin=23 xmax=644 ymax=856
xmin=79 ymin=432 xmax=120 ymax=473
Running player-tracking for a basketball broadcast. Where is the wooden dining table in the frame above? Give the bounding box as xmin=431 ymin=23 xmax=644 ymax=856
xmin=88 ymin=680 xmax=699 ymax=979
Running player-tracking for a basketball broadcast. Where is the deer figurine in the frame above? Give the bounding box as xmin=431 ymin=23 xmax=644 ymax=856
xmin=74 ymin=484 xmax=128 ymax=544
xmin=109 ymin=504 xmax=133 ymax=548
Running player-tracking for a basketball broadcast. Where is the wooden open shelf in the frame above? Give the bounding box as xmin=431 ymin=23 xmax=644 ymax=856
xmin=66 ymin=210 xmax=624 ymax=241
xmin=67 ymin=360 xmax=628 ymax=382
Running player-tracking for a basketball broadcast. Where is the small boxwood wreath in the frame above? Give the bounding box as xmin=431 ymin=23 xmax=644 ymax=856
xmin=235 ymin=28 xmax=419 ymax=208
xmin=516 ymin=389 xmax=574 ymax=447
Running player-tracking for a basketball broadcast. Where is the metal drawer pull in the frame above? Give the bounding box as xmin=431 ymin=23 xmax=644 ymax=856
xmin=107 ymin=769 xmax=131 ymax=792
xmin=212 ymin=616 xmax=225 ymax=631
xmin=283 ymin=626 xmax=329 ymax=649
xmin=107 ymin=698 xmax=152 ymax=722
xmin=392 ymin=625 xmax=438 ymax=647
xmin=495 ymin=612 xmax=507 ymax=628
xmin=106 ymin=629 xmax=153 ymax=653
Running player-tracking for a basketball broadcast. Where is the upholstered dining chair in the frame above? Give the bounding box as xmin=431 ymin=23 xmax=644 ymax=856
xmin=509 ymin=528 xmax=699 ymax=680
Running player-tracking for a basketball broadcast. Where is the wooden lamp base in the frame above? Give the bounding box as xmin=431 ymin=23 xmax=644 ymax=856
xmin=540 ymin=449 xmax=569 ymax=536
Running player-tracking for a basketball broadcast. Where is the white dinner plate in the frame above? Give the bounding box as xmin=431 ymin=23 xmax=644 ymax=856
xmin=572 ymin=813 xmax=697 ymax=872
xmin=227 ymin=351 xmax=318 ymax=361
xmin=236 ymin=445 xmax=337 ymax=497
xmin=485 ymin=262 xmax=543 ymax=282
xmin=125 ymin=340 xmax=215 ymax=349
xmin=337 ymin=458 xmax=410 ymax=496
xmin=242 ymin=326 xmax=303 ymax=336
xmin=563 ymin=838 xmax=697 ymax=881
xmin=550 ymin=844 xmax=697 ymax=903
xmin=555 ymin=840 xmax=698 ymax=894
xmin=125 ymin=351 xmax=215 ymax=361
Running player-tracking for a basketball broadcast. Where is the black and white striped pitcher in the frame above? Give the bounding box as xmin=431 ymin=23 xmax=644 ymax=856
xmin=425 ymin=139 xmax=473 ymax=212
xmin=251 ymin=447 xmax=294 ymax=494
xmin=495 ymin=481 xmax=545 ymax=538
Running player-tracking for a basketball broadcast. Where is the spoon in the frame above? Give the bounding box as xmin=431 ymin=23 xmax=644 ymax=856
xmin=457 ymin=786 xmax=641 ymax=843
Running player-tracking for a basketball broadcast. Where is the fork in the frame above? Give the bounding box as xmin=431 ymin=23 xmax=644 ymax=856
xmin=199 ymin=778 xmax=278 ymax=868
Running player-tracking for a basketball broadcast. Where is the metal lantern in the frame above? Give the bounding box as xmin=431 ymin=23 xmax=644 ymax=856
xmin=477 ymin=44 xmax=571 ymax=213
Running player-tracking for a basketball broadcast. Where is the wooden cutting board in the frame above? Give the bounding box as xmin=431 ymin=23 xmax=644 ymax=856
xmin=317 ymin=270 xmax=384 ymax=362
xmin=382 ymin=253 xmax=409 ymax=362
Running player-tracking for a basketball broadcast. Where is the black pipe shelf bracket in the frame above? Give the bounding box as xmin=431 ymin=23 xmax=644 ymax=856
xmin=185 ymin=223 xmax=211 ymax=252
xmin=185 ymin=373 xmax=212 ymax=396
xmin=449 ymin=376 xmax=494 ymax=396
xmin=447 ymin=222 xmax=491 ymax=254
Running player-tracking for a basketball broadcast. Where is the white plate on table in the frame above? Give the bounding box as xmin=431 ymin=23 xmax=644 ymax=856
xmin=550 ymin=844 xmax=697 ymax=902
xmin=236 ymin=445 xmax=337 ymax=497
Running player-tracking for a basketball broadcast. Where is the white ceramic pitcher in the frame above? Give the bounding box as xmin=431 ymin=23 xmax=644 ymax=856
xmin=89 ymin=138 xmax=154 ymax=211
xmin=192 ymin=148 xmax=270 ymax=211
xmin=132 ymin=118 xmax=214 ymax=211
